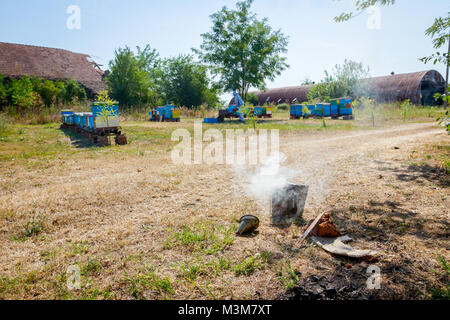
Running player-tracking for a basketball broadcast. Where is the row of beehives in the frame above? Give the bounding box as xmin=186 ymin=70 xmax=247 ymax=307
xmin=60 ymin=103 xmax=127 ymax=145
xmin=290 ymin=98 xmax=354 ymax=120
xmin=149 ymin=105 xmax=181 ymax=122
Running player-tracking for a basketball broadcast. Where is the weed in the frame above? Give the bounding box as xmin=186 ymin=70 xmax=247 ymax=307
xmin=22 ymin=216 xmax=44 ymax=238
xmin=71 ymin=241 xmax=90 ymax=256
xmin=166 ymin=224 xmax=235 ymax=254
xmin=179 ymin=260 xmax=206 ymax=281
xmin=233 ymin=255 xmax=264 ymax=276
xmin=126 ymin=266 xmax=174 ymax=299
xmin=427 ymin=256 xmax=450 ymax=299
xmin=276 ymin=260 xmax=299 ymax=290
xmin=81 ymin=259 xmax=102 ymax=277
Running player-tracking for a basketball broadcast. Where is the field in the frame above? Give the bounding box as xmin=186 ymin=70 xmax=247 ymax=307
xmin=0 ymin=107 xmax=449 ymax=300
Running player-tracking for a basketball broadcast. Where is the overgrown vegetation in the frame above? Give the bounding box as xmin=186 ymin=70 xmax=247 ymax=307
xmin=0 ymin=74 xmax=87 ymax=122
xmin=107 ymin=46 xmax=220 ymax=110
xmin=307 ymin=59 xmax=369 ymax=102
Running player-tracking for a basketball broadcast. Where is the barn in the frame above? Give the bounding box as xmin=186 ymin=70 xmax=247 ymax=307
xmin=247 ymin=70 xmax=446 ymax=106
xmin=0 ymin=42 xmax=106 ymax=98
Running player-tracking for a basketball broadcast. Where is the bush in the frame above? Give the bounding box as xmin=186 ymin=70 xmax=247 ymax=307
xmin=277 ymin=103 xmax=289 ymax=111
xmin=247 ymin=93 xmax=259 ymax=105
xmin=0 ymin=113 xmax=11 ymax=136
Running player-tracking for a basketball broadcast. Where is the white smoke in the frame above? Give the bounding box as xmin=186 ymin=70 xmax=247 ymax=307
xmin=233 ymin=152 xmax=297 ymax=214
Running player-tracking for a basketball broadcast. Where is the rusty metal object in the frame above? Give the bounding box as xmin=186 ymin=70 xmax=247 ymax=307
xmin=236 ymin=215 xmax=260 ymax=236
xmin=362 ymin=70 xmax=445 ymax=105
xmin=271 ymin=184 xmax=309 ymax=227
xmin=115 ymin=135 xmax=127 ymax=145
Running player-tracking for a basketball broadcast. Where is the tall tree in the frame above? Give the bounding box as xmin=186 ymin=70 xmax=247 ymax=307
xmin=307 ymin=60 xmax=370 ymax=101
xmin=195 ymin=0 xmax=289 ymax=102
xmin=161 ymin=55 xmax=219 ymax=108
xmin=107 ymin=46 xmax=159 ymax=108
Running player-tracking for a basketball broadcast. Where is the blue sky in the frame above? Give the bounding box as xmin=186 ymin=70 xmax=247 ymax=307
xmin=0 ymin=0 xmax=448 ymax=93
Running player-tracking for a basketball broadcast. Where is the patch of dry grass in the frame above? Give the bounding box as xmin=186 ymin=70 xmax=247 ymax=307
xmin=0 ymin=119 xmax=448 ymax=300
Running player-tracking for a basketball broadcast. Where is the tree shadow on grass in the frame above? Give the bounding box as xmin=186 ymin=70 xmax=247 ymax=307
xmin=60 ymin=127 xmax=96 ymax=149
xmin=331 ymin=199 xmax=449 ymax=244
xmin=378 ymin=163 xmax=449 ymax=188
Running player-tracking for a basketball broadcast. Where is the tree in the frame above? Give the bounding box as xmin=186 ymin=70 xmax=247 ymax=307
xmin=60 ymin=79 xmax=87 ymax=104
xmin=37 ymin=80 xmax=62 ymax=108
xmin=301 ymin=77 xmax=315 ymax=85
xmin=420 ymin=14 xmax=450 ymax=107
xmin=307 ymin=60 xmax=370 ymax=101
xmin=0 ymin=74 xmax=7 ymax=108
xmin=334 ymin=0 xmax=395 ymax=22
xmin=107 ymin=46 xmax=158 ymax=108
xmin=7 ymin=76 xmax=36 ymax=112
xmin=161 ymin=55 xmax=220 ymax=108
xmin=247 ymin=92 xmax=259 ymax=105
xmin=195 ymin=0 xmax=289 ymax=102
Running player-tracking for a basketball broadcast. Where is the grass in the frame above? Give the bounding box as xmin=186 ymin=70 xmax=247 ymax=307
xmin=126 ymin=266 xmax=175 ymax=299
xmin=0 ymin=105 xmax=448 ymax=300
xmin=165 ymin=224 xmax=235 ymax=254
xmin=276 ymin=260 xmax=300 ymax=290
xmin=233 ymin=255 xmax=265 ymax=276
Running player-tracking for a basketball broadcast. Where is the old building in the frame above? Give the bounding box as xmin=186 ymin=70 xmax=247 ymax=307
xmin=248 ymin=70 xmax=446 ymax=105
xmin=0 ymin=42 xmax=105 ymax=97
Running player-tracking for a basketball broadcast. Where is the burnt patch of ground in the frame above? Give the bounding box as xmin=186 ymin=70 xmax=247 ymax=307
xmin=282 ymin=265 xmax=387 ymax=300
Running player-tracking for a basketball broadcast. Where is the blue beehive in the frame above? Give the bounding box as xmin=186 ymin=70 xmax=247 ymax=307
xmin=307 ymin=104 xmax=316 ymax=116
xmin=254 ymin=107 xmax=263 ymax=116
xmin=330 ymin=104 xmax=338 ymax=117
xmin=204 ymin=118 xmax=219 ymax=123
xmin=322 ymin=103 xmax=331 ymax=117
xmin=315 ymin=103 xmax=324 ymax=116
xmin=290 ymin=105 xmax=296 ymax=117
xmin=92 ymin=104 xmax=119 ymax=128
xmin=74 ymin=113 xmax=82 ymax=127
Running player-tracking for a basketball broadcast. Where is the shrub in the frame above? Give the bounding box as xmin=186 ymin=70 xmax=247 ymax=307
xmin=247 ymin=93 xmax=259 ymax=106
xmin=277 ymin=103 xmax=289 ymax=111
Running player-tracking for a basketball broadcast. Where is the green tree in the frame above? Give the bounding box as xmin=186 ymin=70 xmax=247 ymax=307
xmin=107 ymin=46 xmax=156 ymax=108
xmin=307 ymin=60 xmax=369 ymax=101
xmin=38 ymin=80 xmax=62 ymax=108
xmin=61 ymin=80 xmax=87 ymax=104
xmin=334 ymin=0 xmax=395 ymax=22
xmin=195 ymin=0 xmax=289 ymax=102
xmin=247 ymin=92 xmax=259 ymax=105
xmin=0 ymin=74 xmax=7 ymax=108
xmin=8 ymin=75 xmax=35 ymax=112
xmin=420 ymin=14 xmax=450 ymax=107
xmin=161 ymin=55 xmax=219 ymax=108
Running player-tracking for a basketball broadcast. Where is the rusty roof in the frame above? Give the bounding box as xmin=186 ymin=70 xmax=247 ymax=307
xmin=242 ymin=70 xmax=445 ymax=105
xmin=362 ymin=70 xmax=445 ymax=104
xmin=0 ymin=42 xmax=105 ymax=93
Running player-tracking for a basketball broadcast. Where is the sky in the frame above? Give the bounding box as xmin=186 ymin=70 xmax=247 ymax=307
xmin=0 ymin=0 xmax=449 ymax=95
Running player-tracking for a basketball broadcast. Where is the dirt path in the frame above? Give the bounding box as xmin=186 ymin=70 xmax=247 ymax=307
xmin=277 ymin=123 xmax=444 ymax=211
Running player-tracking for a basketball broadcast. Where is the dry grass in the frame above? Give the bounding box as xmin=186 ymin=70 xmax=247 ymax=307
xmin=0 ymin=116 xmax=448 ymax=300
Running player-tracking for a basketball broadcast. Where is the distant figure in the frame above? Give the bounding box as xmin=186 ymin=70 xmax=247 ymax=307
xmin=391 ymin=71 xmax=395 ymax=75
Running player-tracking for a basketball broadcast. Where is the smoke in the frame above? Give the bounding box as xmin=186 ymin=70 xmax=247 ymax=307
xmin=233 ymin=151 xmax=297 ymax=215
